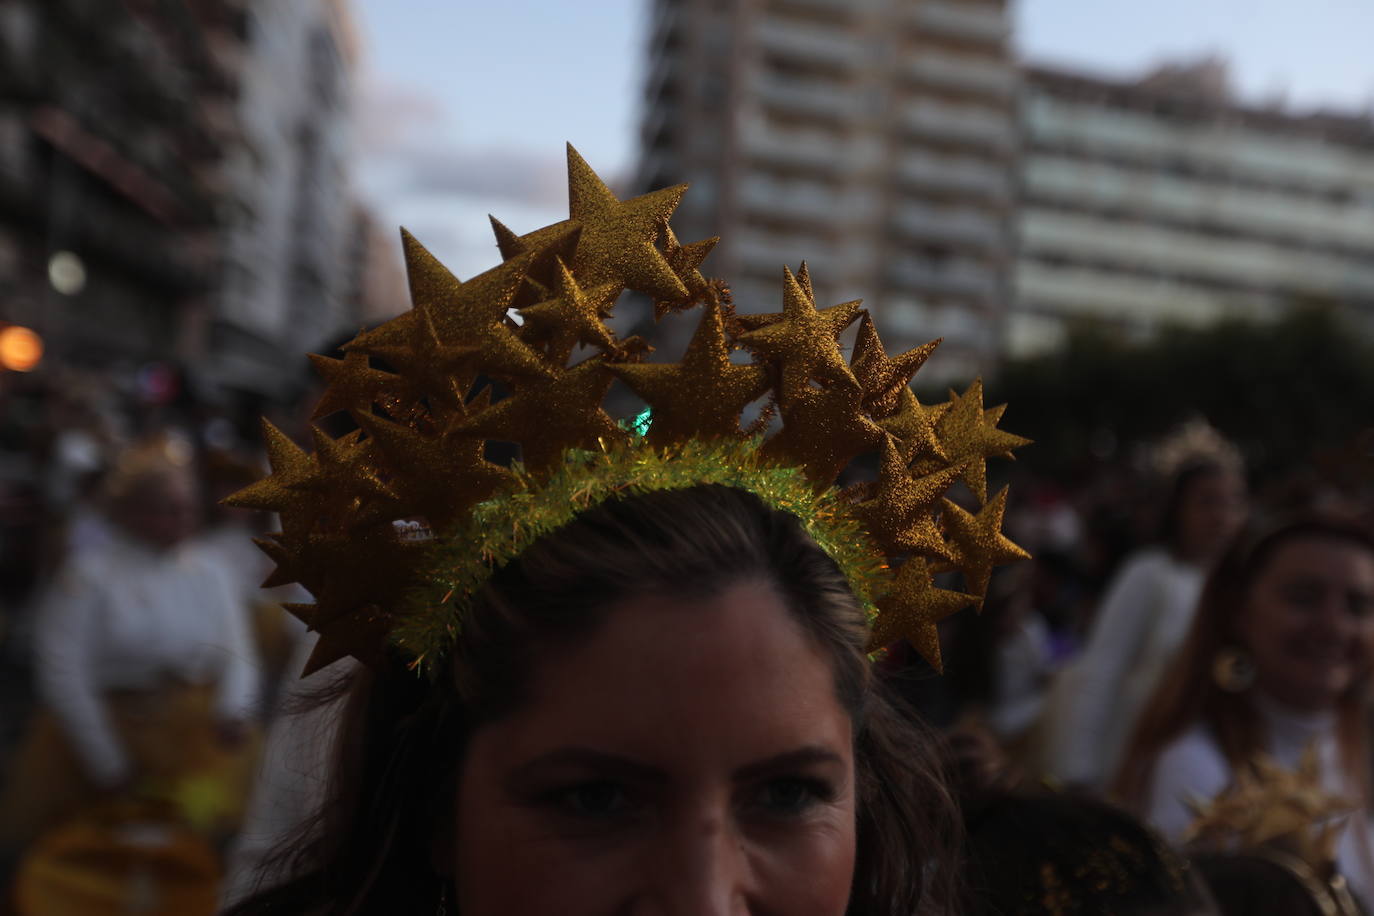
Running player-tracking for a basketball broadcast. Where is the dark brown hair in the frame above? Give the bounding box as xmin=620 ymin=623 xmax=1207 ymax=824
xmin=960 ymin=791 xmax=1212 ymax=916
xmin=226 ymin=484 xmax=961 ymax=915
xmin=1114 ymin=515 xmax=1374 ymax=809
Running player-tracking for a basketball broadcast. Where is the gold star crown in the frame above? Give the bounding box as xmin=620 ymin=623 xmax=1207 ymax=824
xmin=227 ymin=144 xmax=1030 ymax=677
xmin=1186 ymin=747 xmax=1360 ymax=913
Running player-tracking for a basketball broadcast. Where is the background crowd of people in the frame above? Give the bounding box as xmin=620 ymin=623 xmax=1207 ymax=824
xmin=0 ymin=354 xmax=1369 ymax=913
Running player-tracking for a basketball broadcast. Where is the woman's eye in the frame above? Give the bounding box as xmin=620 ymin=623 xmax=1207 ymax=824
xmin=550 ymin=782 xmax=631 ymax=817
xmin=754 ymin=778 xmax=831 ymax=815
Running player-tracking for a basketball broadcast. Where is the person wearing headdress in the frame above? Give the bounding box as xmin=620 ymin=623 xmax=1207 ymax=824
xmin=1040 ymin=421 xmax=1248 ymax=789
xmin=0 ymin=437 xmax=262 ymax=871
xmin=220 ymin=145 xmax=1030 ymax=914
xmin=1115 ymin=515 xmax=1374 ymax=909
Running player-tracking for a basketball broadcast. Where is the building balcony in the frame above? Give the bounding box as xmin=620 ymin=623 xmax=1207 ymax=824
xmin=888 ymin=257 xmax=999 ymax=300
xmin=900 ymin=99 xmax=1015 ymax=150
xmin=892 ymin=202 xmax=1004 ymax=250
xmin=904 ymin=51 xmax=1016 ymax=98
xmin=907 ymin=1 xmax=1009 ymax=45
xmin=754 ymin=17 xmax=865 ymax=70
xmin=895 ymin=150 xmax=1011 ymax=200
xmin=738 ymin=179 xmax=879 ymax=226
xmin=752 ymin=73 xmax=857 ymax=123
xmin=738 ymin=120 xmax=849 ymax=173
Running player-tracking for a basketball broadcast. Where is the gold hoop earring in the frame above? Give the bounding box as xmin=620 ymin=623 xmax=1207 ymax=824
xmin=1213 ymin=646 xmax=1256 ymax=693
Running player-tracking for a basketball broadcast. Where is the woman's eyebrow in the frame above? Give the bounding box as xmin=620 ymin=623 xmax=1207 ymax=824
xmin=507 ymin=747 xmax=668 ymax=784
xmin=733 ymin=746 xmax=845 ymax=782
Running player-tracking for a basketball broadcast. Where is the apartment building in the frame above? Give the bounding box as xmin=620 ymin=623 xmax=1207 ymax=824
xmin=639 ymin=0 xmax=1018 ymax=379
xmin=1012 ymin=60 xmax=1374 ymax=356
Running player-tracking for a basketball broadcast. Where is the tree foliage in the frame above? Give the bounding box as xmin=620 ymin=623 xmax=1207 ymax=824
xmin=979 ymin=305 xmax=1374 ymax=484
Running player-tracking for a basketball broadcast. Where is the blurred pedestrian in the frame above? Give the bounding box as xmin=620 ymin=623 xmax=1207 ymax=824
xmin=0 ymin=438 xmax=262 ymax=862
xmin=1114 ymin=515 xmax=1374 ymax=909
xmin=1039 ymin=447 xmax=1247 ymax=788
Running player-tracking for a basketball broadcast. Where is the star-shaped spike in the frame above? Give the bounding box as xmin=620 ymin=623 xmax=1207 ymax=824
xmin=308 ymin=352 xmax=405 ymax=421
xmin=761 ymin=381 xmax=883 ymax=485
xmin=459 ymin=359 xmax=625 ymax=473
xmin=915 ymin=379 xmax=1029 ymax=503
xmin=565 ymin=144 xmax=690 ymax=301
xmin=347 ymin=232 xmax=552 ymax=386
xmin=850 ymin=313 xmax=941 ymax=419
xmin=879 ymin=387 xmax=946 ymax=464
xmin=610 ymin=298 xmax=769 ymax=447
xmin=736 ymin=265 xmax=862 ymax=402
xmin=941 ymin=487 xmax=1030 ymax=601
xmin=489 ymin=215 xmax=582 ymax=293
xmin=301 ymin=604 xmax=395 ymax=675
xmin=517 ymin=258 xmax=625 ymax=366
xmin=356 ymin=405 xmax=514 ymax=530
xmin=652 ymin=221 xmax=718 ymax=318
xmin=223 ymin=420 xmax=321 ymax=539
xmin=294 ymin=427 xmax=403 ymax=530
xmin=867 ymin=558 xmax=978 ymax=672
xmin=851 ymin=437 xmax=963 ymax=562
xmin=363 ymin=306 xmax=476 ymax=408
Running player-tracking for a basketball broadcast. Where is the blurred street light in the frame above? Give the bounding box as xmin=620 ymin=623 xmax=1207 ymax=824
xmin=0 ymin=325 xmax=44 ymax=372
xmin=47 ymin=250 xmax=86 ymax=296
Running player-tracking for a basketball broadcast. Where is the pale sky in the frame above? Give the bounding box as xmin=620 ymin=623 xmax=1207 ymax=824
xmin=350 ymin=0 xmax=1374 ymax=281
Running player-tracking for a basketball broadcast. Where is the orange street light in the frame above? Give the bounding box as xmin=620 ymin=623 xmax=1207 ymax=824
xmin=0 ymin=325 xmax=44 ymax=372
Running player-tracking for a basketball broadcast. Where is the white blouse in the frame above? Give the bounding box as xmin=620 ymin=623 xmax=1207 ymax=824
xmin=1145 ymin=694 xmax=1374 ymax=909
xmin=1042 ymin=547 xmax=1205 ymax=788
xmin=32 ymin=531 xmax=262 ymax=786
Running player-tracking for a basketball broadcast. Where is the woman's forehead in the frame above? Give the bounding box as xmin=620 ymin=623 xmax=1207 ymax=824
xmin=475 ymin=579 xmax=853 ymax=768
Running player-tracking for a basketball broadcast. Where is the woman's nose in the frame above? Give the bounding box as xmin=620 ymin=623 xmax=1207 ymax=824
xmin=643 ymin=809 xmax=750 ymax=916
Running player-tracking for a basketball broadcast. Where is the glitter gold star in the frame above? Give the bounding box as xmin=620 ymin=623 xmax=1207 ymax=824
xmin=460 ymin=360 xmax=624 ymax=473
xmin=653 ymin=221 xmax=718 ymax=318
xmin=867 ymin=558 xmax=977 ymax=671
xmin=879 ymin=387 xmax=947 ymax=464
xmin=761 ymin=381 xmax=883 ymax=485
xmin=565 ymin=144 xmax=689 ymax=301
xmin=941 ymin=487 xmax=1030 ymax=601
xmin=356 ymin=400 xmax=513 ymax=530
xmin=348 ymin=231 xmax=551 ymax=386
xmin=308 ymin=352 xmax=405 ymax=421
xmin=224 ymin=419 xmax=320 ymax=539
xmin=736 ymin=265 xmax=862 ymax=402
xmin=517 ymin=258 xmax=625 ymax=366
xmin=851 ymin=437 xmax=962 ymax=562
xmin=611 ymin=298 xmax=769 ymax=447
xmin=850 ymin=313 xmax=941 ymax=419
xmin=915 ymin=379 xmax=1029 ymax=503
xmin=363 ymin=307 xmax=475 ymax=408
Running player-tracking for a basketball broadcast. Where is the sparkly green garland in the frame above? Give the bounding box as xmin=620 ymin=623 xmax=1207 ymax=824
xmin=389 ymin=435 xmax=890 ymax=678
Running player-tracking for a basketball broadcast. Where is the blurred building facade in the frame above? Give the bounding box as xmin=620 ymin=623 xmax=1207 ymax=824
xmin=1010 ymin=60 xmax=1374 ymax=357
xmin=0 ymin=0 xmax=239 ymax=365
xmin=208 ymin=0 xmax=364 ymax=394
xmin=0 ymin=0 xmax=380 ymax=403
xmin=638 ymin=0 xmax=1018 ymax=379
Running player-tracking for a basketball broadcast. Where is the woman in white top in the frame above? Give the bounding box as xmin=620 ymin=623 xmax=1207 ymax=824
xmin=1115 ymin=515 xmax=1374 ymax=909
xmin=1041 ymin=460 xmax=1247 ymax=788
xmin=0 ymin=440 xmax=261 ymax=857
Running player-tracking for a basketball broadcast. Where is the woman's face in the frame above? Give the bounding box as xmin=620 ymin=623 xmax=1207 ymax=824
xmin=1238 ymin=536 xmax=1374 ymax=712
xmin=452 ymin=578 xmax=858 ymax=915
xmin=1175 ymin=471 xmax=1247 ymax=564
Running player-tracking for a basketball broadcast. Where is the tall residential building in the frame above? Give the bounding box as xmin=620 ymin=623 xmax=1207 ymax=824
xmin=208 ymin=0 xmax=361 ymax=396
xmin=0 ymin=0 xmax=362 ymax=402
xmin=638 ymin=0 xmax=1018 ymax=380
xmin=0 ymin=0 xmax=244 ymax=365
xmin=1011 ymin=60 xmax=1374 ymax=357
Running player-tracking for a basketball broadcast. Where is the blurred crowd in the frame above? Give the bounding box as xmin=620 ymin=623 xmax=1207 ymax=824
xmin=0 ymin=361 xmax=1372 ymax=915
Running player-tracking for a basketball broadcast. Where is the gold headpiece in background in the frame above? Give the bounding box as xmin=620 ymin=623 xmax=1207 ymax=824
xmin=1186 ymin=747 xmax=1360 ymax=915
xmin=227 ymin=144 xmax=1029 ymax=676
